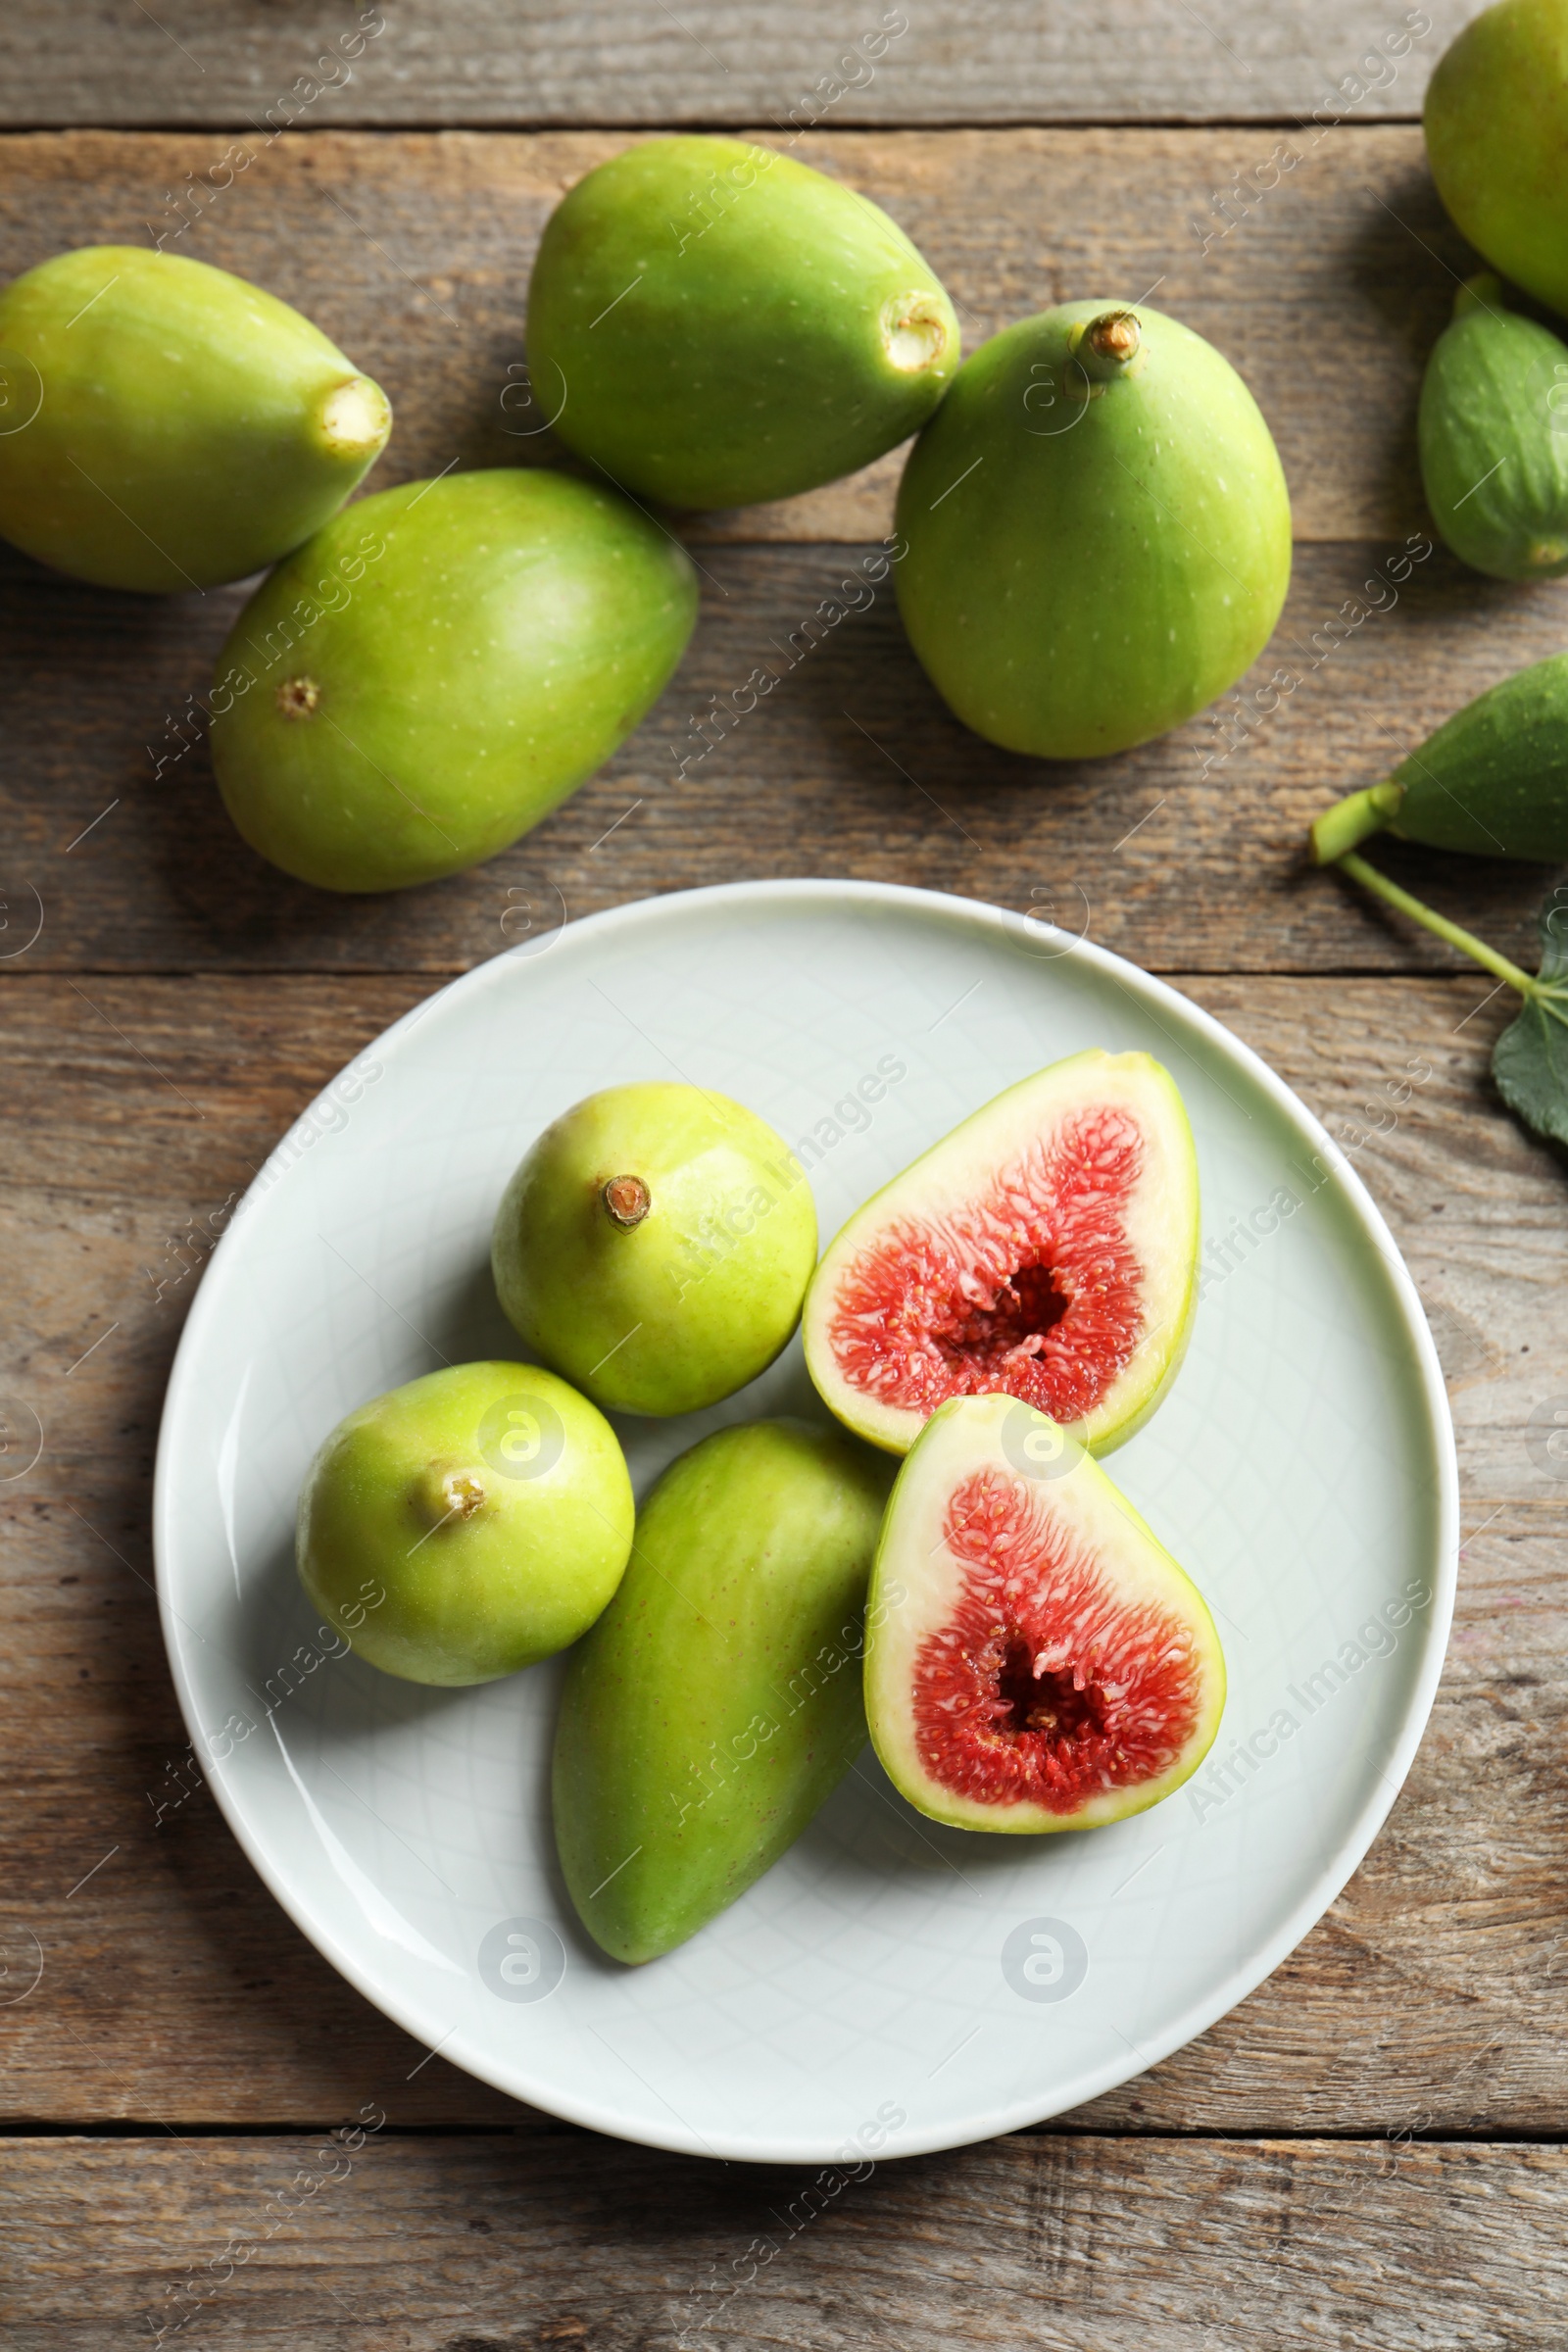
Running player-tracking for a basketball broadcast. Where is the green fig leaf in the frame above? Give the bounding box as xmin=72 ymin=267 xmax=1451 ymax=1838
xmin=1493 ymin=892 xmax=1568 ymax=1147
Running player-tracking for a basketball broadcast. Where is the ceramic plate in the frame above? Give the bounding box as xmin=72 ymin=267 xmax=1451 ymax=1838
xmin=154 ymin=880 xmax=1456 ymax=2163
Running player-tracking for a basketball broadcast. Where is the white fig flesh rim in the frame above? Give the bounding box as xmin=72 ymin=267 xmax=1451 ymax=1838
xmin=866 ymin=1393 xmax=1227 ymax=1833
xmin=804 ymin=1047 xmax=1200 ymax=1454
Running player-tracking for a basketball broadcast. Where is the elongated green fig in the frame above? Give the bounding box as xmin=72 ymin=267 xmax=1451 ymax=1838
xmin=1419 ymin=276 xmax=1568 ymax=580
xmin=493 ymin=1082 xmax=817 ymax=1416
xmin=297 ymin=1362 xmax=634 ymax=1687
xmin=0 ymin=246 xmax=390 ymax=592
xmin=1310 ymin=651 xmax=1568 ymax=863
xmin=554 ymin=1418 xmax=894 ymax=1963
xmin=805 ymin=1050 xmax=1200 ymax=1456
xmin=864 ymin=1394 xmax=1225 ymax=1833
xmin=209 ymin=468 xmax=698 ymax=892
xmin=894 ymin=302 xmax=1292 ymax=759
xmin=526 ymin=136 xmax=959 ymax=510
xmin=1425 ymin=0 xmax=1568 ymax=320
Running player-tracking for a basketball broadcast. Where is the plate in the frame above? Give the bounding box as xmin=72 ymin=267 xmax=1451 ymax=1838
xmin=154 ymin=880 xmax=1456 ymax=2163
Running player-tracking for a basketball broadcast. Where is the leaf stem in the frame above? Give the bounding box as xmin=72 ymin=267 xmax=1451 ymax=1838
xmin=1336 ymin=853 xmax=1539 ymax=996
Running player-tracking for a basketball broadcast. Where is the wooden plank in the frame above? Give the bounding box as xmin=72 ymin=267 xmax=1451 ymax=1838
xmin=0 ymin=126 xmax=1477 ymax=546
xmin=7 ymin=532 xmax=1566 ymax=981
xmin=0 ymin=3 xmax=1469 ymax=130
xmin=10 ymin=131 xmax=1545 ymax=984
xmin=2 ymin=971 xmax=1565 ymax=2130
xmin=3 ymin=2131 xmax=1566 ymax=2348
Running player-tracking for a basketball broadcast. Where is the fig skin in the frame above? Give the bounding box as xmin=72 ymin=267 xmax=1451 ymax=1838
xmin=894 ymin=300 xmax=1292 ymax=760
xmin=553 ymin=1418 xmax=895 ymax=1964
xmin=526 ymin=135 xmax=959 ymax=510
xmin=296 ymin=1361 xmax=634 ymax=1687
xmin=1425 ymin=0 xmax=1568 ymax=321
xmin=209 ymin=468 xmax=698 ymax=893
xmin=493 ymin=1082 xmax=818 ymax=1417
xmin=1418 ymin=276 xmax=1568 ymax=581
xmin=863 ymin=1394 xmax=1226 ymax=1834
xmin=0 ymin=245 xmax=390 ymax=592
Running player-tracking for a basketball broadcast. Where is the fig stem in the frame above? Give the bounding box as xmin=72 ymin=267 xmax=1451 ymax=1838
xmin=602 ymin=1174 xmax=651 ymax=1228
xmin=1453 ymin=270 xmax=1506 ymax=320
xmin=1073 ymin=310 xmax=1143 ymax=381
xmin=410 ymin=1462 xmax=488 ymax=1539
xmin=1309 ymin=781 xmax=1403 ymax=863
xmin=1334 ymin=852 xmax=1538 ymax=997
xmin=318 ymin=374 xmax=392 ymax=457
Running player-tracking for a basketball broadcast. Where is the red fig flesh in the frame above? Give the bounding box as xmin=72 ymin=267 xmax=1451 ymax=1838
xmin=865 ymin=1394 xmax=1225 ymax=1833
xmin=804 ymin=1050 xmax=1200 ymax=1455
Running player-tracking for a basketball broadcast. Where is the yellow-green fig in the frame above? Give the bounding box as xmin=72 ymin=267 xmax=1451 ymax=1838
xmin=209 ymin=469 xmax=699 ymax=893
xmin=493 ymin=1082 xmax=817 ymax=1416
xmin=297 ymin=1361 xmax=634 ymax=1687
xmin=0 ymin=245 xmax=391 ymax=592
xmin=894 ymin=301 xmax=1292 ymax=759
xmin=527 ymin=135 xmax=959 ymax=509
xmin=1425 ymin=0 xmax=1568 ymax=320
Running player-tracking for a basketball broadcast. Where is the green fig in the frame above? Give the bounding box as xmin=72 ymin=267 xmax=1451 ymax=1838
xmin=1418 ymin=275 xmax=1568 ymax=580
xmin=1425 ymin=0 xmax=1568 ymax=321
xmin=209 ymin=468 xmax=698 ymax=892
xmin=492 ymin=1082 xmax=817 ymax=1416
xmin=554 ymin=1417 xmax=894 ymax=1963
xmin=296 ymin=1362 xmax=634 ymax=1686
xmin=526 ymin=135 xmax=959 ymax=510
xmin=0 ymin=245 xmax=390 ymax=593
xmin=894 ymin=301 xmax=1293 ymax=759
xmin=1310 ymin=650 xmax=1568 ymax=863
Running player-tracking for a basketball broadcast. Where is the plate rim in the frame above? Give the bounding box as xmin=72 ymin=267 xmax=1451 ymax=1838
xmin=153 ymin=876 xmax=1459 ymax=2163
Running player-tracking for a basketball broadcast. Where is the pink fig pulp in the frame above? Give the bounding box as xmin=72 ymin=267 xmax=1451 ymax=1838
xmin=865 ymin=1393 xmax=1225 ymax=1833
xmin=804 ymin=1050 xmax=1200 ymax=1455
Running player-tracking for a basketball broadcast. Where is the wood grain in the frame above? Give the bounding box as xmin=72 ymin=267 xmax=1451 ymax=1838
xmin=0 ymin=126 xmax=1483 ymax=545
xmin=2 ymin=971 xmax=1564 ymax=2131
xmin=5 ymin=2131 xmax=1567 ymax=2349
xmin=14 ymin=131 xmax=1560 ymax=984
xmin=0 ymin=3 xmax=1470 ymax=130
xmin=0 ymin=51 xmax=1564 ymax=2335
xmin=8 ymin=535 xmax=1567 ymax=981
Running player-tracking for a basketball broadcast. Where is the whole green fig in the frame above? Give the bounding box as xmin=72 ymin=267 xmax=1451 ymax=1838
xmin=1425 ymin=0 xmax=1568 ymax=320
xmin=894 ymin=302 xmax=1292 ymax=760
xmin=553 ymin=1418 xmax=894 ymax=1963
xmin=209 ymin=468 xmax=698 ymax=892
xmin=526 ymin=135 xmax=959 ymax=510
xmin=297 ymin=1362 xmax=635 ymax=1687
xmin=1419 ymin=276 xmax=1568 ymax=579
xmin=0 ymin=246 xmax=390 ymax=592
xmin=492 ymin=1082 xmax=817 ymax=1416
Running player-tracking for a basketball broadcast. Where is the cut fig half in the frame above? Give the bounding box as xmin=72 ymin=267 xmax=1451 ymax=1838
xmin=804 ymin=1049 xmax=1199 ymax=1457
xmin=865 ymin=1394 xmax=1225 ymax=1833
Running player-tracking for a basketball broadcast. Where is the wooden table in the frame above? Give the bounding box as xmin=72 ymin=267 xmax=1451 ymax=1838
xmin=4 ymin=4 xmax=1566 ymax=2341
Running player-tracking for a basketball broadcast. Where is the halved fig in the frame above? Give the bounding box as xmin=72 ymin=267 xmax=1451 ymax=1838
xmin=865 ymin=1393 xmax=1225 ymax=1833
xmin=804 ymin=1049 xmax=1199 ymax=1456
